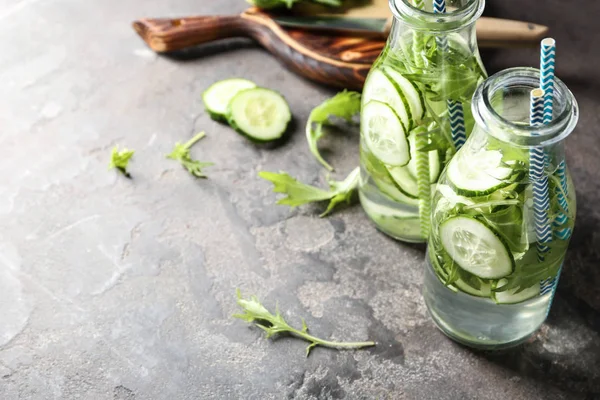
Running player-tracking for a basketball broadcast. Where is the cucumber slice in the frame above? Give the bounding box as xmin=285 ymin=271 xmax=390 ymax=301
xmin=454 ymin=278 xmax=492 ymax=298
xmin=385 ymin=130 xmax=440 ymax=198
xmin=372 ymin=176 xmax=419 ymax=207
xmin=362 ymin=100 xmax=410 ymax=167
xmin=387 ymin=166 xmax=419 ymax=198
xmin=436 ymin=184 xmax=475 ymax=207
xmin=493 ymin=279 xmax=540 ymax=304
xmin=360 ymin=195 xmax=421 ymax=240
xmin=226 ymin=88 xmax=291 ymax=142
xmin=405 ymin=131 xmax=441 ymax=183
xmin=203 ymin=78 xmax=257 ymax=121
xmin=363 ymin=69 xmax=412 ymax=131
xmin=384 ymin=67 xmax=425 ymax=125
xmin=440 ymin=216 xmax=515 ymax=280
xmin=447 ymin=150 xmax=515 ymax=197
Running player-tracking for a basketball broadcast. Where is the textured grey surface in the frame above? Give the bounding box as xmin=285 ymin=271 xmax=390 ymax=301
xmin=1 ymin=0 xmax=599 ymax=399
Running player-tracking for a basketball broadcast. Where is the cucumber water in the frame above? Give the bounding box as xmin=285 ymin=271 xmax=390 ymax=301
xmin=423 ymin=67 xmax=579 ymax=349
xmin=359 ymin=15 xmax=487 ymax=242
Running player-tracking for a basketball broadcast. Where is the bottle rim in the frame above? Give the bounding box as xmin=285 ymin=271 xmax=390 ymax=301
xmin=473 ymin=67 xmax=579 ymax=147
xmin=390 ymin=0 xmax=485 ymax=32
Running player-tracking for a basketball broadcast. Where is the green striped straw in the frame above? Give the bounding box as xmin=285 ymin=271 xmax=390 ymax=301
xmin=412 ymin=0 xmax=431 ymax=239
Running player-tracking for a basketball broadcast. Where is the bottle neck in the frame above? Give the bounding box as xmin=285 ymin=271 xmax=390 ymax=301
xmin=472 ymin=67 xmax=579 ymax=149
xmin=389 ymin=0 xmax=484 ymax=33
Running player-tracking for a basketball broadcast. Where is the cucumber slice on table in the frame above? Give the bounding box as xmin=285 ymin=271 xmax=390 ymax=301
xmin=440 ymin=216 xmax=515 ymax=280
xmin=363 ymin=69 xmax=412 ymax=131
xmin=493 ymin=279 xmax=540 ymax=304
xmin=227 ymin=88 xmax=291 ymax=142
xmin=203 ymin=78 xmax=257 ymax=121
xmin=362 ymin=100 xmax=410 ymax=167
xmin=447 ymin=149 xmax=514 ymax=197
xmin=384 ymin=67 xmax=425 ymax=126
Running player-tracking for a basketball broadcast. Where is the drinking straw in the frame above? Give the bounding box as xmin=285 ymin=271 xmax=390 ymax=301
xmin=541 ymin=38 xmax=571 ymax=240
xmin=413 ymin=0 xmax=432 ymax=238
xmin=529 ymin=88 xmax=552 ymax=262
xmin=433 ymin=0 xmax=467 ymax=152
xmin=448 ymin=101 xmax=467 ymax=149
xmin=412 ymin=0 xmax=426 ymax=67
xmin=433 ymin=0 xmax=446 ymax=13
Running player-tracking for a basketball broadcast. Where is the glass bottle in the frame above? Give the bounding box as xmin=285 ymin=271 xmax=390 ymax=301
xmin=424 ymin=67 xmax=579 ymax=349
xmin=359 ymin=0 xmax=487 ymax=243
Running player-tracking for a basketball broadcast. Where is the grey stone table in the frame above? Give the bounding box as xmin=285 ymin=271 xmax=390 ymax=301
xmin=1 ymin=0 xmax=599 ymax=399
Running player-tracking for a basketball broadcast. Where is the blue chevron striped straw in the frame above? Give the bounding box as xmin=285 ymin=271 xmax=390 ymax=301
xmin=433 ymin=0 xmax=467 ymax=151
xmin=540 ymin=38 xmax=572 ymax=240
xmin=530 ymin=88 xmax=552 ymax=261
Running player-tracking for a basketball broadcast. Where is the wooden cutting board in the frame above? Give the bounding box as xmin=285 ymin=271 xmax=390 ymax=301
xmin=133 ymin=4 xmax=548 ymax=89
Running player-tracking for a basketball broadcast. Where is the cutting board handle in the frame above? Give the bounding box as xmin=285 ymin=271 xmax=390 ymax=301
xmin=132 ymin=15 xmax=251 ymax=53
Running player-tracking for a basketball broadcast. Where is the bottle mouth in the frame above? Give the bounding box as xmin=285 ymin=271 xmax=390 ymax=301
xmin=390 ymin=0 xmax=485 ymax=32
xmin=473 ymin=67 xmax=579 ymax=148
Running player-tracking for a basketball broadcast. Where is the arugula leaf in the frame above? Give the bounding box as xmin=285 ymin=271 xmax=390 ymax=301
xmin=248 ymin=0 xmax=342 ymax=9
xmin=306 ymin=90 xmax=361 ymax=171
xmin=167 ymin=132 xmax=214 ymax=178
xmin=233 ymin=289 xmax=375 ymax=356
xmin=109 ymin=146 xmax=135 ymax=178
xmin=259 ymin=167 xmax=359 ymax=217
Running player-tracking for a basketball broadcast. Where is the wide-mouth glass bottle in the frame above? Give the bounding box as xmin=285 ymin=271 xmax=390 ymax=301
xmin=359 ymin=0 xmax=487 ymax=243
xmin=424 ymin=67 xmax=579 ymax=349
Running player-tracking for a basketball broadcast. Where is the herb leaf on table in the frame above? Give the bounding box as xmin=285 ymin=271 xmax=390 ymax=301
xmin=259 ymin=167 xmax=359 ymax=217
xmin=167 ymin=132 xmax=214 ymax=178
xmin=233 ymin=289 xmax=375 ymax=356
xmin=306 ymin=90 xmax=361 ymax=171
xmin=109 ymin=146 xmax=135 ymax=178
xmin=248 ymin=0 xmax=343 ymax=9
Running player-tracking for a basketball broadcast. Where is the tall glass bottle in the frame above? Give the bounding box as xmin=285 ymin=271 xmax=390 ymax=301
xmin=359 ymin=0 xmax=487 ymax=242
xmin=424 ymin=68 xmax=578 ymax=349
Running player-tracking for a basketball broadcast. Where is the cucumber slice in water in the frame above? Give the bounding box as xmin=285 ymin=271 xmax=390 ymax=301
xmin=362 ymin=100 xmax=410 ymax=167
xmin=387 ymin=166 xmax=419 ymax=198
xmin=203 ymin=78 xmax=257 ymax=121
xmin=386 ymin=130 xmax=440 ymax=198
xmin=363 ymin=69 xmax=412 ymax=131
xmin=447 ymin=149 xmax=514 ymax=197
xmin=493 ymin=279 xmax=540 ymax=304
xmin=406 ymin=131 xmax=441 ymax=183
xmin=384 ymin=67 xmax=425 ymax=125
xmin=372 ymin=176 xmax=420 ymax=207
xmin=227 ymin=88 xmax=291 ymax=142
xmin=440 ymin=216 xmax=515 ymax=280
xmin=454 ymin=278 xmax=492 ymax=298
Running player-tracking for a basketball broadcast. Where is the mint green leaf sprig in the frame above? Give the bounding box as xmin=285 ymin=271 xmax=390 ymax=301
xmin=306 ymin=90 xmax=361 ymax=171
xmin=109 ymin=146 xmax=135 ymax=178
xmin=167 ymin=132 xmax=214 ymax=178
xmin=233 ymin=290 xmax=375 ymax=356
xmin=259 ymin=167 xmax=359 ymax=217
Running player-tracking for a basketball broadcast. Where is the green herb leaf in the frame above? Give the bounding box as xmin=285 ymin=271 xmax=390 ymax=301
xmin=109 ymin=146 xmax=135 ymax=177
xmin=167 ymin=132 xmax=214 ymax=178
xmin=234 ymin=290 xmax=375 ymax=356
xmin=259 ymin=167 xmax=359 ymax=217
xmin=247 ymin=0 xmax=296 ymax=9
xmin=306 ymin=90 xmax=361 ymax=171
xmin=248 ymin=0 xmax=342 ymax=9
